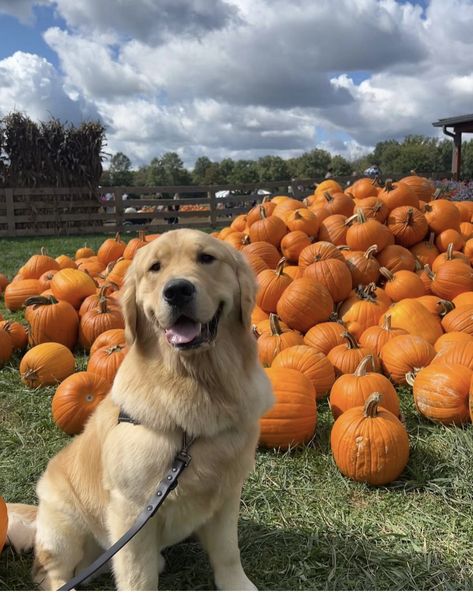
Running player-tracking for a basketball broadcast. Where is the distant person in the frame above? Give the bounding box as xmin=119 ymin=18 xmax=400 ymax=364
xmin=324 ymin=170 xmax=333 ymax=179
xmin=363 ymin=164 xmax=382 ymax=179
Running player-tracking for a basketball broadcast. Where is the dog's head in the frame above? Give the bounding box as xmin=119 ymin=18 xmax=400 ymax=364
xmin=121 ymin=229 xmax=256 ymax=353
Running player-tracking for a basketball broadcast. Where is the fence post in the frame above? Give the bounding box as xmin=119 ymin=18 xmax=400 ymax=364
xmin=208 ymin=190 xmax=217 ymax=229
xmin=114 ymin=189 xmax=124 ymax=231
xmin=5 ymin=188 xmax=15 ymax=237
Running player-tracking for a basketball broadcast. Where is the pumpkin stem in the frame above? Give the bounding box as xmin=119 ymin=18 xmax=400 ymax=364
xmin=354 ymin=354 xmax=375 ymax=377
xmin=98 ymin=297 xmax=109 ymax=314
xmin=384 ymin=179 xmax=394 ymax=192
xmin=364 ymin=245 xmax=378 ymax=259
xmin=381 ymin=314 xmax=392 ymax=331
xmin=40 ymin=247 xmax=47 ymax=256
xmin=342 ymin=331 xmax=359 ymax=350
xmin=251 ymin=325 xmax=261 ymax=339
xmin=433 ymin=188 xmax=442 ymax=200
xmin=275 ymin=257 xmax=287 ymax=277
xmin=323 ymin=191 xmax=334 ymax=203
xmin=138 ymin=230 xmax=146 ymax=242
xmin=363 ymin=392 xmax=382 ymax=417
xmin=423 ymin=264 xmax=435 ymax=281
xmin=379 ymin=267 xmax=394 ymax=282
xmin=259 ymin=205 xmax=267 ymax=220
xmin=427 ymin=231 xmax=435 ymax=246
xmin=438 ymin=299 xmax=455 ymax=316
xmin=114 ymin=232 xmax=121 ymax=242
xmin=269 ymin=313 xmax=284 ymax=336
xmin=344 ymin=213 xmax=359 ymax=227
xmin=24 ymin=295 xmax=58 ymax=307
xmin=242 ymin=234 xmax=251 ymax=245
xmin=405 ymin=208 xmax=414 ymax=226
xmin=405 ymin=370 xmax=417 ymax=387
xmin=105 ymin=344 xmax=125 ymax=354
xmin=446 ymin=243 xmax=454 ymax=260
xmin=294 ymin=210 xmax=303 ymax=220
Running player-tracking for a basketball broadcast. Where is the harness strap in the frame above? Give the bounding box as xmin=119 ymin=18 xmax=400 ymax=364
xmin=58 ymin=430 xmax=194 ymax=591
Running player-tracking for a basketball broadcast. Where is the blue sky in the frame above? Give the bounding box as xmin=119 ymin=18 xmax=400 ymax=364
xmin=0 ymin=0 xmax=471 ymax=166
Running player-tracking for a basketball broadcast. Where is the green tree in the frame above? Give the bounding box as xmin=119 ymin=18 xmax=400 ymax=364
xmin=146 ymin=152 xmax=191 ymax=185
xmin=462 ymin=140 xmax=473 ymax=179
xmin=192 ymin=156 xmax=213 ymax=184
xmin=109 ymin=152 xmax=133 ymax=186
xmin=228 ymin=160 xmax=259 ymax=185
xmin=218 ymin=158 xmax=235 ymax=184
xmin=329 ymin=155 xmax=352 ymax=176
xmin=289 ymin=149 xmax=331 ymax=178
xmin=256 ymin=155 xmax=290 ymax=182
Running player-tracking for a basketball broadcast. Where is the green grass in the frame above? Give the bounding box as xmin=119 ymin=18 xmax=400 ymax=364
xmin=1 ymin=235 xmax=473 ymax=590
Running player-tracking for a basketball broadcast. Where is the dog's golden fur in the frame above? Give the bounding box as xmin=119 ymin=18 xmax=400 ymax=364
xmin=7 ymin=229 xmax=274 ymax=590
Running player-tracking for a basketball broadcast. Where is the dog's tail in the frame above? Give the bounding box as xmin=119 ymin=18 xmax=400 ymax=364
xmin=6 ymin=503 xmax=37 ymax=553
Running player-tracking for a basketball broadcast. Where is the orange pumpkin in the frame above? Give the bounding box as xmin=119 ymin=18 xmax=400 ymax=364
xmin=277 ymin=277 xmax=334 ymax=333
xmin=0 ymin=320 xmax=28 ymax=351
xmin=382 ymin=298 xmax=443 ymax=344
xmin=123 ymin=230 xmax=148 ymax=260
xmin=79 ymin=299 xmax=125 ymax=351
xmin=413 ymin=362 xmax=472 ymax=425
xmin=19 ymin=342 xmax=75 ymax=388
xmin=24 ymin=295 xmax=79 ymax=350
xmin=75 ymin=243 xmax=95 ymax=260
xmin=344 ymin=245 xmax=380 ymax=288
xmin=259 ymin=367 xmax=316 ymax=449
xmin=377 ymin=244 xmax=416 ymax=272
xmin=241 ymin=241 xmax=281 ymax=269
xmin=410 ymin=232 xmax=439 ymax=267
xmin=97 ymin=233 xmax=126 ymax=265
xmin=280 ymin=231 xmax=311 ymax=263
xmin=256 ymin=258 xmax=293 ymax=314
xmin=4 ymin=279 xmax=44 ymax=311
xmin=327 ymin=331 xmax=379 ymax=376
xmin=303 ymin=257 xmax=352 ymax=303
xmin=331 ymin=392 xmax=409 ymax=485
xmin=303 ymin=321 xmax=347 ymax=355
xmin=434 ymin=331 xmax=473 ymax=353
xmin=50 ymin=269 xmax=97 ymax=309
xmin=0 ymin=496 xmax=7 ymax=551
xmin=0 ymin=328 xmax=13 ymax=364
xmin=423 ymin=199 xmax=461 ymax=233
xmin=329 ymin=355 xmax=400 ymax=420
xmin=87 ymin=343 xmax=129 ymax=384
xmin=256 ymin=314 xmax=303 ymax=367
xmin=380 ymin=334 xmax=435 ymax=385
xmin=379 ymin=267 xmax=425 ymax=302
xmin=272 ymin=345 xmax=335 ymax=398
xmin=55 ymin=254 xmax=77 ymax=270
xmin=338 ymin=283 xmax=391 ymax=340
xmin=90 ymin=328 xmax=126 ymax=354
xmin=378 ymin=179 xmax=419 ymax=211
xmin=20 ymin=247 xmax=60 ymax=279
xmin=387 ymin=206 xmax=428 ymax=247
xmin=52 ymin=371 xmax=111 ymax=434
xmin=359 ymin=314 xmax=407 ymax=356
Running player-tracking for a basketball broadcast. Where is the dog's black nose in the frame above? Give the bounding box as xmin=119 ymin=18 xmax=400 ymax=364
xmin=163 ymin=279 xmax=196 ymax=306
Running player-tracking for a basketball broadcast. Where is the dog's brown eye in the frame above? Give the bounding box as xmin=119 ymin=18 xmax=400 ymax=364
xmin=198 ymin=253 xmax=216 ymax=264
xmin=149 ymin=261 xmax=161 ymax=272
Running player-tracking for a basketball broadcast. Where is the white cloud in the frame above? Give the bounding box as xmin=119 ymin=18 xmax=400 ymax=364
xmin=0 ymin=51 xmax=95 ymax=123
xmin=2 ymin=0 xmax=473 ymax=166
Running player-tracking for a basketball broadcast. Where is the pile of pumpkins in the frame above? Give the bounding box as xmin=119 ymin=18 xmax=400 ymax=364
xmin=213 ymin=174 xmax=473 ymax=485
xmin=0 ymin=230 xmax=158 ymax=435
xmin=2 ymin=173 xmax=473 ymax=487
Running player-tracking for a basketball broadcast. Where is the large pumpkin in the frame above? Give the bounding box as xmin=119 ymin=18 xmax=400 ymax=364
xmin=338 ymin=283 xmax=391 ymax=340
xmin=19 ymin=342 xmax=75 ymax=388
xmin=52 ymin=371 xmax=111 ymax=434
xmin=331 ymin=392 xmax=409 ymax=486
xmin=380 ymin=334 xmax=435 ymax=385
xmin=20 ymin=247 xmax=60 ymax=279
xmin=277 ymin=277 xmax=334 ymax=333
xmin=259 ymin=368 xmax=316 ymax=449
xmin=382 ymin=298 xmax=443 ymax=345
xmin=413 ymin=362 xmax=472 ymax=425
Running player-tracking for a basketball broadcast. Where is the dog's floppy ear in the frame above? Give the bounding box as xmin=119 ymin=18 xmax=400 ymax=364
xmin=121 ymin=265 xmax=137 ymax=345
xmin=233 ymin=250 xmax=257 ymax=329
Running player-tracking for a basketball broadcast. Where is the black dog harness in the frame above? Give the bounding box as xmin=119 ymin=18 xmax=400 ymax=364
xmin=58 ymin=410 xmax=194 ymax=591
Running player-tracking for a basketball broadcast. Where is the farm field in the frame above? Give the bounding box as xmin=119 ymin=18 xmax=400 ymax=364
xmin=1 ymin=185 xmax=473 ymax=591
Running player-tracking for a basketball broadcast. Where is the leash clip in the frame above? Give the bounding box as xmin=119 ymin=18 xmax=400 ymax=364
xmin=175 ymin=450 xmax=192 ymax=467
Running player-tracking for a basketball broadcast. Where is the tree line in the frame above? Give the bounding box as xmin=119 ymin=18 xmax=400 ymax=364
xmin=101 ymin=135 xmax=473 ymax=188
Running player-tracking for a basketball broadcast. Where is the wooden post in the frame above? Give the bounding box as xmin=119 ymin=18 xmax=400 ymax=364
xmin=114 ymin=188 xmax=124 ymax=231
xmin=5 ymin=188 xmax=15 ymax=237
xmin=208 ymin=191 xmax=217 ymax=229
xmin=452 ymin=131 xmax=462 ymax=181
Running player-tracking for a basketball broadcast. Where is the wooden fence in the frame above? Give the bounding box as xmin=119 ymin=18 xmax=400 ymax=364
xmin=0 ymin=172 xmax=451 ymax=238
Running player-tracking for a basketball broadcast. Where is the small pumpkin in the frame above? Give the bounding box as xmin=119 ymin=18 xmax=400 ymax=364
xmin=256 ymin=314 xmax=304 ymax=367
xmin=256 ymin=258 xmax=293 ymax=314
xmin=359 ymin=314 xmax=407 ymax=356
xmin=376 ymin=244 xmax=416 ymax=273
xmin=79 ymin=298 xmax=125 ymax=351
xmin=75 ymin=243 xmax=95 ymax=260
xmin=379 ymin=267 xmax=425 ymax=302
xmin=97 ymin=233 xmax=126 ymax=265
xmin=272 ymin=345 xmax=335 ymax=399
xmin=280 ymin=231 xmax=311 ymax=263
xmin=248 ymin=207 xmax=287 ymax=247
xmin=123 ymin=230 xmax=148 ymax=260
xmin=329 ymin=355 xmax=400 ymax=420
xmin=20 ymin=342 xmax=75 ymax=388
xmin=52 ymin=371 xmax=111 ymax=435
xmin=4 ymin=279 xmax=44 ymax=311
xmin=331 ymin=392 xmax=409 ymax=486
xmin=241 ymin=241 xmax=281 ymax=269
xmin=0 ymin=328 xmax=13 ymax=364
xmin=303 ymin=321 xmax=347 ymax=355
xmin=327 ymin=331 xmax=379 ymax=377
xmin=0 ymin=321 xmax=28 ymax=351
xmin=87 ymin=343 xmax=129 ymax=384
xmin=24 ymin=295 xmax=79 ymax=350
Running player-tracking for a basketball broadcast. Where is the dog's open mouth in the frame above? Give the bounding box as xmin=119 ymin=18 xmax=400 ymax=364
xmin=164 ymin=303 xmax=223 ymax=350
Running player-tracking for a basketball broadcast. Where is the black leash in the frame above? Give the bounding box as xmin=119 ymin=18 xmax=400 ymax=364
xmin=57 ymin=414 xmax=194 ymax=591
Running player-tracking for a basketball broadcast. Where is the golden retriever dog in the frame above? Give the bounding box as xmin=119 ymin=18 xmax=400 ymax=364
xmin=7 ymin=229 xmax=274 ymax=590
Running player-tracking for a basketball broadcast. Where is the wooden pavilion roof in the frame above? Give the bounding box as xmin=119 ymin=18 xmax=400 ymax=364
xmin=432 ymin=114 xmax=473 ymax=133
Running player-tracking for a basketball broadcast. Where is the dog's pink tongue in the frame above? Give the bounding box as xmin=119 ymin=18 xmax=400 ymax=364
xmin=165 ymin=319 xmax=201 ymax=345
